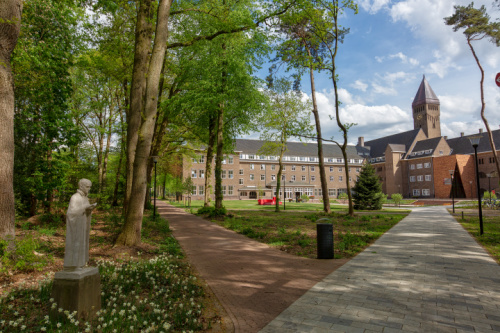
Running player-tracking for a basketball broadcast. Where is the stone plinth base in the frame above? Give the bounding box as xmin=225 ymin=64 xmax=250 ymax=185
xmin=51 ymin=267 xmax=101 ymax=321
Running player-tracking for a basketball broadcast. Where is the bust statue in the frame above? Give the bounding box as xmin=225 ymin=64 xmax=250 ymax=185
xmin=63 ymin=179 xmax=97 ymax=271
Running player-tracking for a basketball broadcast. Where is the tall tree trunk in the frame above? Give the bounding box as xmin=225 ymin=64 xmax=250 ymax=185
xmin=308 ymin=63 xmax=330 ymax=213
xmin=116 ymin=0 xmax=173 ymax=246
xmin=113 ymin=104 xmax=126 ymax=206
xmin=214 ymin=104 xmax=225 ymax=210
xmin=275 ymin=140 xmax=286 ymax=212
xmin=468 ymin=40 xmax=500 ymax=181
xmin=101 ymin=106 xmax=114 ymax=196
xmin=123 ymin=0 xmax=154 ymax=216
xmin=214 ymin=40 xmax=227 ymax=210
xmin=330 ymin=2 xmax=353 ymax=216
xmin=204 ymin=115 xmax=216 ymax=207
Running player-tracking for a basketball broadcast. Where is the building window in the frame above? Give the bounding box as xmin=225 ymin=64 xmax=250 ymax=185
xmin=239 ymin=178 xmax=244 ymax=185
xmin=239 ymin=169 xmax=244 ymax=175
xmin=413 ymin=189 xmax=420 ymax=196
xmin=292 ymin=165 xmax=296 ymax=171
xmin=282 ymin=175 xmax=286 ymax=181
xmin=228 ymin=156 xmax=233 ymax=164
xmin=424 ymin=162 xmax=431 ymax=168
xmin=222 ymin=186 xmax=226 ymax=195
xmin=271 ymin=164 xmax=276 ymax=170
xmin=479 ymin=158 xmax=484 ymax=165
xmin=250 ymin=174 xmax=254 ymax=181
xmin=425 ymin=175 xmax=431 ymax=181
xmin=291 ymin=175 xmax=296 ymax=181
xmin=282 ymin=165 xmax=286 ymax=171
xmin=271 ymin=174 xmax=276 ymax=181
xmin=261 ymin=164 xmax=265 ymax=170
xmin=410 ymin=176 xmax=416 ymax=182
xmin=228 ymin=186 xmax=234 ymax=195
xmin=349 ymin=177 xmax=352 ymax=182
xmin=422 ymin=189 xmax=430 ymax=196
xmin=417 ymin=164 xmax=423 ymax=169
xmin=302 ymin=166 xmax=306 ymax=171
xmin=192 ymin=186 xmax=197 ymax=195
xmin=192 ymin=158 xmax=198 ymax=163
xmin=330 ymin=176 xmax=334 ymax=181
xmin=330 ymin=166 xmax=334 ymax=172
xmin=417 ymin=175 xmax=423 ymax=181
xmin=328 ymin=189 xmax=336 ymax=197
xmin=199 ymin=170 xmax=205 ymax=178
xmin=311 ymin=166 xmax=315 ymax=172
xmin=191 ymin=170 xmax=197 ymax=178
xmin=228 ymin=170 xmax=234 ymax=179
xmin=339 ymin=176 xmax=343 ymax=182
xmin=311 ymin=176 xmax=316 ymax=181
xmin=338 ymin=167 xmax=342 ymax=172
xmin=250 ymin=164 xmax=254 ymax=170
xmin=439 ymin=150 xmax=444 ymax=155
xmin=490 ymin=157 xmax=495 ymax=163
xmin=337 ymin=158 xmax=342 ymax=163
xmin=222 ymin=170 xmax=226 ymax=179
xmin=199 ymin=185 xmax=204 ymax=195
xmin=410 ymin=164 xmax=415 ymax=170
xmin=356 ymin=168 xmax=360 ymax=172
xmin=302 ymin=175 xmax=306 ymax=181
xmin=260 ymin=174 xmax=265 ymax=181
xmin=200 ymin=156 xmax=205 ymax=163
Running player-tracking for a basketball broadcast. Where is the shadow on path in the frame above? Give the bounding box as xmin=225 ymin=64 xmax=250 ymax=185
xmin=157 ymin=201 xmax=348 ymax=333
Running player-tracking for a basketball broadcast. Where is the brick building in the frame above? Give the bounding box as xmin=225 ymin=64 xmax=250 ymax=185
xmin=180 ymin=76 xmax=500 ymax=200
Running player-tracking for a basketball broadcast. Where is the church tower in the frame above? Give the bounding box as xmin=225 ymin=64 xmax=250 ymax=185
xmin=412 ymin=75 xmax=441 ymax=138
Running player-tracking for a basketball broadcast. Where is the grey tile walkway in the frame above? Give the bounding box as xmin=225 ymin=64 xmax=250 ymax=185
xmin=260 ymin=206 xmax=500 ymax=333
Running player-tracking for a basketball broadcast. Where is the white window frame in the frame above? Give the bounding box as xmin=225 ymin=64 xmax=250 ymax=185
xmin=222 ymin=170 xmax=226 ymax=179
xmin=422 ymin=189 xmax=430 ymax=196
xmin=228 ymin=170 xmax=234 ymax=179
xmin=199 ymin=185 xmax=204 ymax=195
xmin=301 ymin=175 xmax=306 ymax=181
xmin=250 ymin=174 xmax=254 ymax=181
xmin=191 ymin=170 xmax=197 ymax=178
xmin=261 ymin=164 xmax=265 ymax=170
xmin=410 ymin=176 xmax=416 ymax=182
xmin=250 ymin=164 xmax=254 ymax=170
xmin=417 ymin=164 xmax=423 ymax=169
xmin=239 ymin=178 xmax=244 ymax=185
xmin=425 ymin=175 xmax=431 ymax=181
xmin=424 ymin=162 xmax=431 ymax=168
xmin=199 ymin=170 xmax=204 ymax=178
xmin=311 ymin=176 xmax=316 ymax=181
xmin=413 ymin=189 xmax=420 ymax=196
xmin=302 ymin=166 xmax=306 ymax=171
xmin=228 ymin=186 xmax=234 ymax=195
xmin=260 ymin=174 xmax=265 ymax=181
xmin=417 ymin=175 xmax=423 ymax=182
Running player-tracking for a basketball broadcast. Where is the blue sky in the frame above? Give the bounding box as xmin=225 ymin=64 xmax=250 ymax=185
xmin=247 ymin=0 xmax=500 ymax=145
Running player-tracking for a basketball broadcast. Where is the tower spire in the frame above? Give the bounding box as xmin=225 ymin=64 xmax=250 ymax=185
xmin=412 ymin=75 xmax=441 ymax=138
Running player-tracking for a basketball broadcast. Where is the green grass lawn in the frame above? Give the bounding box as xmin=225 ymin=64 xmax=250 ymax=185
xmin=204 ymin=210 xmax=408 ymax=259
xmin=169 ymin=199 xmax=410 ymax=213
xmin=456 ymin=214 xmax=500 ymax=263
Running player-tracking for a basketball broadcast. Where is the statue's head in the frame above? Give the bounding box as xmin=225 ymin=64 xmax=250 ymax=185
xmin=78 ymin=179 xmax=92 ymax=196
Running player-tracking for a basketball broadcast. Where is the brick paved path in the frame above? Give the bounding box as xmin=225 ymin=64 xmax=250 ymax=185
xmin=261 ymin=206 xmax=500 ymax=333
xmin=157 ymin=201 xmax=348 ymax=333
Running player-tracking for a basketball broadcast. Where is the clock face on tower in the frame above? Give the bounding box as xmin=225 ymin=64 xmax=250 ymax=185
xmin=417 ymin=114 xmax=423 ymax=120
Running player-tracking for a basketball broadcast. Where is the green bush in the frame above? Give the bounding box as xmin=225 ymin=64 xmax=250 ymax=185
xmin=391 ymin=193 xmax=403 ymax=206
xmin=197 ymin=206 xmax=227 ymax=217
xmin=338 ymin=192 xmax=348 ymax=200
xmin=300 ymin=194 xmax=309 ymax=202
xmin=483 ymin=191 xmax=497 ymax=200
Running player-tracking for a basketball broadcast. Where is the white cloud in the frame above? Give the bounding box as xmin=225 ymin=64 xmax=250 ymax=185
xmin=375 ymin=56 xmax=384 ymax=63
xmin=439 ymin=95 xmax=477 ymax=120
xmin=426 ymin=50 xmax=462 ymax=78
xmin=358 ymin=0 xmax=391 ymax=14
xmin=372 ymin=83 xmax=397 ymax=95
xmin=350 ymin=80 xmax=368 ymax=92
xmin=388 ymin=52 xmax=419 ymax=66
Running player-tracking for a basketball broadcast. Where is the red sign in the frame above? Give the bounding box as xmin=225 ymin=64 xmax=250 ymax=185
xmin=496 ymin=73 xmax=500 ymax=87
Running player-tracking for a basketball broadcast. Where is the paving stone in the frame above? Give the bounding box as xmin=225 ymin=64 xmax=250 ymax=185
xmin=259 ymin=207 xmax=500 ymax=333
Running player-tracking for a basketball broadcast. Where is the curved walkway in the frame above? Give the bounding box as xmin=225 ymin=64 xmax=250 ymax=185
xmin=261 ymin=206 xmax=500 ymax=332
xmin=157 ymin=201 xmax=348 ymax=333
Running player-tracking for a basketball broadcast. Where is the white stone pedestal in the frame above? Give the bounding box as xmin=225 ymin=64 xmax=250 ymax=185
xmin=51 ymin=267 xmax=101 ymax=320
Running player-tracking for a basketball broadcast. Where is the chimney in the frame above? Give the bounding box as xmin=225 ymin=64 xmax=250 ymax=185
xmin=357 ymin=136 xmax=364 ymax=147
xmin=479 ymin=128 xmax=483 ymax=133
xmin=460 ymin=132 xmax=464 ymax=137
xmin=444 ymin=136 xmax=448 ymax=140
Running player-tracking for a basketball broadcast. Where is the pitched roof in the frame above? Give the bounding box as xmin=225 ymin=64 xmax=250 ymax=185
xmin=447 ymin=130 xmax=500 ymax=155
xmin=363 ymin=128 xmax=422 ymax=159
xmin=407 ymin=137 xmax=443 ymax=159
xmin=234 ymin=139 xmax=362 ymax=159
xmin=412 ymin=75 xmax=440 ymax=107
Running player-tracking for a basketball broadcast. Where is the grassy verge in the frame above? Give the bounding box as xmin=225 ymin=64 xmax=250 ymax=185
xmin=169 ymin=199 xmax=409 ymax=213
xmin=0 ymin=210 xmax=217 ymax=332
xmin=455 ymin=213 xmax=500 ymax=263
xmin=207 ymin=210 xmax=408 ymax=259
